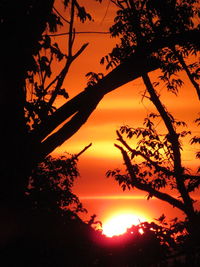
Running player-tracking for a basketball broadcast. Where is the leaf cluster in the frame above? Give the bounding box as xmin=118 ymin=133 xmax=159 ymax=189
xmin=108 ymin=112 xmax=200 ymax=197
xmin=190 ymin=117 xmax=200 ymax=174
xmin=25 ymin=33 xmax=68 ymax=131
xmin=106 ymin=168 xmax=131 ymax=191
xmin=155 ymin=46 xmax=200 ymax=94
xmin=27 ymin=155 xmax=86 ymax=215
xmin=25 ymin=1 xmax=93 ymax=132
xmin=101 ymin=0 xmax=200 ymax=95
xmin=64 ymin=0 xmax=93 ymax=22
xmin=121 ymin=115 xmax=174 ymax=165
xmin=85 ymin=72 xmax=104 ymax=87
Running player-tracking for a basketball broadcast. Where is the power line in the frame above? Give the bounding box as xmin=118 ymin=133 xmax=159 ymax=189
xmin=45 ymin=31 xmax=110 ymax=37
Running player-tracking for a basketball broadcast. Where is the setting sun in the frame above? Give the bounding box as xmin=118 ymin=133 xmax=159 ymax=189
xmin=102 ymin=213 xmax=149 ymax=237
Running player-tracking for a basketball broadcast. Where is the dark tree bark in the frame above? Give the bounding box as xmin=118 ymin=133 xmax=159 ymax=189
xmin=32 ymin=29 xmax=200 ymax=157
xmin=0 ymin=0 xmax=54 ymax=203
xmin=0 ymin=0 xmax=199 ymax=205
xmin=142 ymin=73 xmax=196 ymax=221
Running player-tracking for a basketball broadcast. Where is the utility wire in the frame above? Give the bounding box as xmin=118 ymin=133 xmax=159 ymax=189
xmin=46 ymin=31 xmax=110 ymax=37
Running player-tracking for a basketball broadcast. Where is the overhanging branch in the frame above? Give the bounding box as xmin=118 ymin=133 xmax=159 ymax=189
xmin=116 ymin=130 xmax=174 ymax=176
xmin=32 ymin=54 xmax=159 ymax=142
xmin=31 ymin=29 xmax=199 ymax=151
xmin=73 ymin=143 xmax=92 ymax=159
xmin=115 ymin=144 xmax=186 ymax=213
xmin=40 ymin=95 xmax=102 ymax=158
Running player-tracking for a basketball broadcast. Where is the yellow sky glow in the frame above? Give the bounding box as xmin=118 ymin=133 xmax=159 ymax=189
xmin=52 ymin=1 xmax=200 ymax=223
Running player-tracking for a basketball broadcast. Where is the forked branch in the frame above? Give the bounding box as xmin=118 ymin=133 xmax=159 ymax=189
xmin=116 ymin=130 xmax=174 ymax=177
xmin=142 ymin=73 xmax=195 ymax=218
xmin=33 ymin=29 xmax=199 ymax=145
xmin=40 ymin=95 xmax=102 ymax=158
xmin=115 ymin=143 xmax=186 ymax=213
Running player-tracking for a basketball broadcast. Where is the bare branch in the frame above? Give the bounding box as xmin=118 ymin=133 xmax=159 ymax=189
xmin=73 ymin=143 xmax=92 ymax=159
xmin=31 ymin=29 xmax=199 ymax=145
xmin=68 ymin=0 xmax=75 ymax=58
xmin=47 ymin=42 xmax=88 ymax=110
xmin=32 ymin=53 xmax=160 ymax=142
xmin=40 ymin=96 xmax=102 ymax=157
xmin=47 ymin=61 xmax=71 ymax=108
xmin=47 ymin=3 xmax=89 ymax=110
xmin=72 ymin=43 xmax=89 ymax=60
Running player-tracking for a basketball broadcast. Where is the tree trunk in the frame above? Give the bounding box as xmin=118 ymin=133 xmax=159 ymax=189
xmin=142 ymin=73 xmax=196 ymax=222
xmin=0 ymin=0 xmax=54 ymax=247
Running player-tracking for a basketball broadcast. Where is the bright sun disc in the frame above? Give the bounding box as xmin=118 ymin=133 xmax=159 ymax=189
xmin=102 ymin=213 xmax=148 ymax=237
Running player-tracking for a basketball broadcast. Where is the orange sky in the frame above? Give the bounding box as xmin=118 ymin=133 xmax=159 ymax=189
xmin=52 ymin=0 xmax=200 ymax=224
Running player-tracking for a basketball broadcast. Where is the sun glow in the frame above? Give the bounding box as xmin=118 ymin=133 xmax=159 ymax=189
xmin=102 ymin=213 xmax=148 ymax=237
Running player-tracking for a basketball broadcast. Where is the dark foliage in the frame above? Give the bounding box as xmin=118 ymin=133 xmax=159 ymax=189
xmin=104 ymin=1 xmax=200 ymax=265
xmin=1 ymin=1 xmax=200 ymax=266
xmin=26 ymin=154 xmax=86 ymax=214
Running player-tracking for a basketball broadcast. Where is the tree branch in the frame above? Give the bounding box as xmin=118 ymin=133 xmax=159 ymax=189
xmin=172 ymin=47 xmax=200 ymax=100
xmin=68 ymin=0 xmax=75 ymax=58
xmin=72 ymin=42 xmax=89 ymax=60
xmin=142 ymin=73 xmax=195 ymax=218
xmin=47 ymin=44 xmax=88 ymax=109
xmin=115 ymin=144 xmax=186 ymax=213
xmin=116 ymin=130 xmax=174 ymax=176
xmin=32 ymin=53 xmax=160 ymax=142
xmin=40 ymin=95 xmax=102 ymax=158
xmin=73 ymin=143 xmax=92 ymax=159
xmin=116 ymin=130 xmax=200 ymax=182
xmin=31 ymin=29 xmax=199 ymax=146
xmin=53 ymin=7 xmax=70 ymax=24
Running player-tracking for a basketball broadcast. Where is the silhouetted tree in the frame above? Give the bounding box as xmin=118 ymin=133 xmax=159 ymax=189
xmin=0 ymin=1 xmax=98 ymax=265
xmin=94 ymin=219 xmax=179 ymax=267
xmin=27 ymin=151 xmax=89 ymax=215
xmin=105 ymin=0 xmax=200 ymax=263
xmin=1 ymin=0 xmax=199 ymax=207
xmin=1 ymin=1 xmax=200 ymax=264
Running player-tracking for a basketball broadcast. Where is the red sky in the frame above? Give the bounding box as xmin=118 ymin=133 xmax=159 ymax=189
xmin=52 ymin=0 xmax=200 ymax=224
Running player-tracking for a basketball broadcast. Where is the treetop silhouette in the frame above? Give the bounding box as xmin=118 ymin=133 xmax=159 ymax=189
xmin=0 ymin=0 xmax=199 ymax=208
xmin=105 ymin=0 xmax=200 ymax=247
xmin=1 ymin=1 xmax=200 ymax=266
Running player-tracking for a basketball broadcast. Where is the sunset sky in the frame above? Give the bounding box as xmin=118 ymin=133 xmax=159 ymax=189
xmin=52 ymin=0 xmax=200 ymax=224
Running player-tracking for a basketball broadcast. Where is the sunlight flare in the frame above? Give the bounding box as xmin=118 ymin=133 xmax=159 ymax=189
xmin=102 ymin=213 xmax=148 ymax=237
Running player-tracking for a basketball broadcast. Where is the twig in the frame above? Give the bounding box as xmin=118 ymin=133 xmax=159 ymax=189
xmin=53 ymin=7 xmax=70 ymax=24
xmin=73 ymin=143 xmax=92 ymax=159
xmin=116 ymin=130 xmax=174 ymax=176
xmin=115 ymin=143 xmax=186 ymax=212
